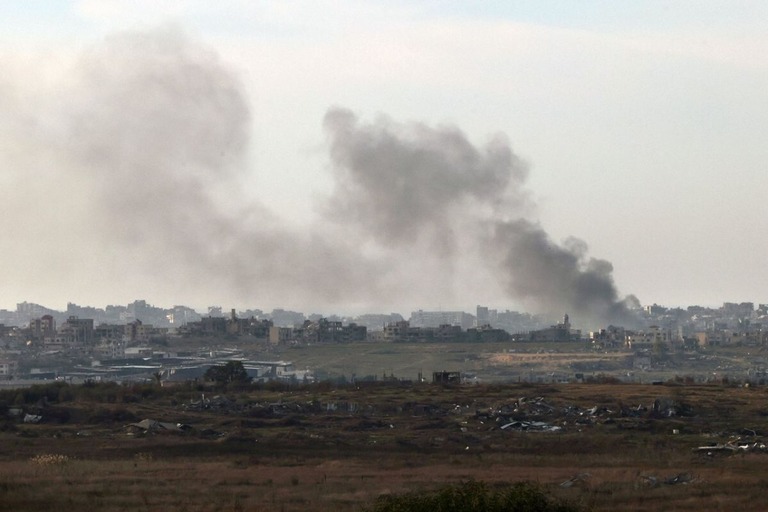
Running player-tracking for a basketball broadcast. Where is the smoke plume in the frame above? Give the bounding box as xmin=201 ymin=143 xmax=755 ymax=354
xmin=322 ymin=107 xmax=528 ymax=251
xmin=489 ymin=219 xmax=640 ymax=327
xmin=0 ymin=28 xmax=383 ymax=309
xmin=320 ymin=108 xmax=640 ymax=327
xmin=0 ymin=27 xmax=640 ymax=327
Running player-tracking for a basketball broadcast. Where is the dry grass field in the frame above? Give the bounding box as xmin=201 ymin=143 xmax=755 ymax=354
xmin=2 ymin=380 xmax=768 ymax=511
xmin=270 ymin=340 xmax=758 ymax=384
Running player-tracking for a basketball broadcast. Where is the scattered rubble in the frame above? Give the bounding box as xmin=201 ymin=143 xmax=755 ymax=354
xmin=638 ymin=472 xmax=695 ymax=487
xmin=23 ymin=414 xmax=42 ymax=424
xmin=694 ymin=437 xmax=768 ymax=455
xmin=125 ymin=419 xmax=191 ymax=435
xmin=500 ymin=420 xmax=562 ymax=432
xmin=471 ymin=395 xmax=694 ymax=433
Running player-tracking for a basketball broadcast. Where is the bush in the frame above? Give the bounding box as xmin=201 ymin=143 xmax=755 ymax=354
xmin=204 ymin=361 xmax=251 ymax=389
xmin=363 ymin=481 xmax=584 ymax=512
xmin=3 ymin=382 xmax=72 ymax=405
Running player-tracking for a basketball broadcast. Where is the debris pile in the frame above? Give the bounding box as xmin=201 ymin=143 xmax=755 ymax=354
xmin=639 ymin=472 xmax=695 ymax=487
xmin=183 ymin=394 xmax=236 ymax=412
xmin=471 ymin=395 xmax=696 ymax=433
xmin=125 ymin=419 xmax=192 ymax=435
xmin=695 ymin=436 xmax=768 ymax=455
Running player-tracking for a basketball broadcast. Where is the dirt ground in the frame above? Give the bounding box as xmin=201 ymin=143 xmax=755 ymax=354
xmin=2 ymin=381 xmax=768 ymax=511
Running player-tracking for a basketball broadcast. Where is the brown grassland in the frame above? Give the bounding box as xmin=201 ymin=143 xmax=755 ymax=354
xmin=1 ymin=380 xmax=768 ymax=511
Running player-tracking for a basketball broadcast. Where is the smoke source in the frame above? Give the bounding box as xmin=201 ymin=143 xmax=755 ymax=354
xmin=490 ymin=219 xmax=640 ymax=327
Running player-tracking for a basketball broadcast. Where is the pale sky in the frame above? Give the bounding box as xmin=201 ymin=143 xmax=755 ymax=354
xmin=1 ymin=1 xmax=767 ymax=321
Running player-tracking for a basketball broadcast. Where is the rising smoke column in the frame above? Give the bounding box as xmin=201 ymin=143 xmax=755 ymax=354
xmin=321 ymin=107 xmax=532 ymax=307
xmin=489 ymin=219 xmax=640 ymax=327
xmin=322 ymin=107 xmax=640 ymax=327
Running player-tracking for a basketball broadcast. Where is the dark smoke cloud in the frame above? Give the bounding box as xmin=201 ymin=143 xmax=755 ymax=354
xmin=322 ymin=107 xmax=529 ymax=252
xmin=321 ymin=107 xmax=640 ymax=327
xmin=490 ymin=219 xmax=641 ymax=327
xmin=0 ymin=26 xmax=640 ymax=326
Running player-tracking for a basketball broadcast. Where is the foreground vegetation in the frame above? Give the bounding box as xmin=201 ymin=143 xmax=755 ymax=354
xmin=364 ymin=481 xmax=583 ymax=512
xmin=1 ymin=379 xmax=768 ymax=511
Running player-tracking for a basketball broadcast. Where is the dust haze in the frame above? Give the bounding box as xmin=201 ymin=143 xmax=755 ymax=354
xmin=0 ymin=27 xmax=640 ymax=327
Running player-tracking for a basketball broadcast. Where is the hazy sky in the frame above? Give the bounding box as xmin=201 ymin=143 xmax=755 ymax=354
xmin=1 ymin=1 xmax=767 ymax=322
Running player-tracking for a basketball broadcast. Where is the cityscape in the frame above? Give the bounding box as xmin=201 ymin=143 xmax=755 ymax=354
xmin=1 ymin=298 xmax=766 ymax=387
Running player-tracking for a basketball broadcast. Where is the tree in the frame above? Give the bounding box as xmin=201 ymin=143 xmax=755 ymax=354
xmin=204 ymin=361 xmax=251 ymax=387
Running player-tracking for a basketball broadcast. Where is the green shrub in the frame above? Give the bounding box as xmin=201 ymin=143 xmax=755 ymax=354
xmin=363 ymin=481 xmax=584 ymax=512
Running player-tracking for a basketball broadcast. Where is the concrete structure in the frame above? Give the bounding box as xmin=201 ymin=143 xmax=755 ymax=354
xmin=529 ymin=314 xmax=577 ymax=342
xmin=53 ymin=316 xmax=94 ymax=347
xmin=0 ymin=360 xmax=18 ymax=377
xmin=409 ymin=310 xmax=475 ymax=330
xmin=28 ymin=315 xmax=56 ymax=341
xmin=269 ymin=326 xmax=294 ymax=344
xmin=432 ymin=371 xmax=461 ymax=384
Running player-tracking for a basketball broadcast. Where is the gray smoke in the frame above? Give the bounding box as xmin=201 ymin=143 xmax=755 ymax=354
xmin=323 ymin=107 xmax=528 ymax=252
xmin=1 ymin=26 xmax=641 ymax=326
xmin=322 ymin=109 xmax=640 ymax=328
xmin=0 ymin=28 xmax=383 ymax=309
xmin=490 ymin=219 xmax=640 ymax=327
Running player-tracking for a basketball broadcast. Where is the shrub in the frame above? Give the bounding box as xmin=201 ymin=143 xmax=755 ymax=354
xmin=363 ymin=481 xmax=584 ymax=512
xmin=204 ymin=361 xmax=251 ymax=389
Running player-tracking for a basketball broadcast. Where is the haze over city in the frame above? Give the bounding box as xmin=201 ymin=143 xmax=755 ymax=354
xmin=2 ymin=2 xmax=767 ymax=326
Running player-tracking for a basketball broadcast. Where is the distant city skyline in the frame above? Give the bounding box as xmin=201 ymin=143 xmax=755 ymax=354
xmin=3 ymin=295 xmax=764 ymax=319
xmin=2 ymin=296 xmax=767 ymax=344
xmin=2 ymin=2 xmax=767 ymax=323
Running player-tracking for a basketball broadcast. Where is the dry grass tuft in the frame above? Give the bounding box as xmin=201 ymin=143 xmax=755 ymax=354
xmin=29 ymin=454 xmax=71 ymax=466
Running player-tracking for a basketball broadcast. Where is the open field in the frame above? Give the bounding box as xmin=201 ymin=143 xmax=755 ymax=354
xmin=274 ymin=340 xmax=630 ymax=382
xmin=2 ymin=380 xmax=768 ymax=510
xmin=264 ymin=340 xmax=762 ymax=384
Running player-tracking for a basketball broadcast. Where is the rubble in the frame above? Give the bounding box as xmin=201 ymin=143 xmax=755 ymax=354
xmin=500 ymin=420 xmax=562 ymax=433
xmin=125 ymin=419 xmax=191 ymax=435
xmin=694 ymin=437 xmax=768 ymax=455
xmin=638 ymin=472 xmax=695 ymax=487
xmin=471 ymin=395 xmax=694 ymax=434
xmin=23 ymin=414 xmax=42 ymax=424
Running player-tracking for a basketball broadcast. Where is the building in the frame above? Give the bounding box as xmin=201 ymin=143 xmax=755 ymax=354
xmin=409 ymin=310 xmax=475 ymax=330
xmin=625 ymin=325 xmax=675 ymax=350
xmin=124 ymin=320 xmax=165 ymax=343
xmin=269 ymin=326 xmax=295 ymax=344
xmin=300 ymin=319 xmax=367 ymax=343
xmin=94 ymin=323 xmax=124 ymax=342
xmin=529 ymin=314 xmax=577 ymax=342
xmin=432 ymin=371 xmax=461 ymax=384
xmin=28 ymin=314 xmax=56 ymax=341
xmin=94 ymin=339 xmax=126 ymax=359
xmin=466 ymin=325 xmax=511 ymax=343
xmin=54 ymin=316 xmax=95 ymax=346
xmin=589 ymin=325 xmax=626 ymax=349
xmin=382 ymin=320 xmax=421 ymax=342
xmin=0 ymin=360 xmax=18 ymax=377
xmin=198 ymin=316 xmax=228 ymax=335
